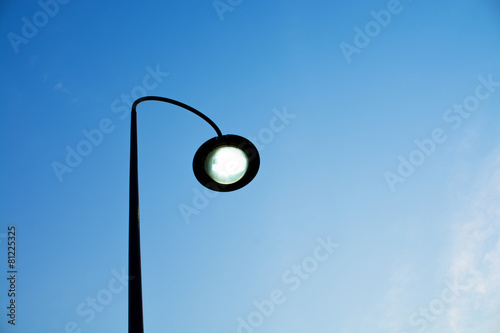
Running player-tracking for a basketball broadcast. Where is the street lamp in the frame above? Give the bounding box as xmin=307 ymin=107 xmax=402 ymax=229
xmin=128 ymin=96 xmax=260 ymax=333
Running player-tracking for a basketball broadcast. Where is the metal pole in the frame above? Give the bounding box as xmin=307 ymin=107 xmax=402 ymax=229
xmin=129 ymin=109 xmax=144 ymax=333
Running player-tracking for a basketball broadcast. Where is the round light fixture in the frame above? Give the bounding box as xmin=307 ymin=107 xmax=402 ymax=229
xmin=193 ymin=135 xmax=260 ymax=192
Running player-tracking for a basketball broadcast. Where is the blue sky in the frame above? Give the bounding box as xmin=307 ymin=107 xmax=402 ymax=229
xmin=1 ymin=0 xmax=500 ymax=332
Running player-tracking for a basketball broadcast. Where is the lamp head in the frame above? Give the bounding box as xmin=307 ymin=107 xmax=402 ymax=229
xmin=193 ymin=135 xmax=260 ymax=192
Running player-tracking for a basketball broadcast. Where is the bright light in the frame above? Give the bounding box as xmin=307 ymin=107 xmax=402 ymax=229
xmin=205 ymin=146 xmax=248 ymax=185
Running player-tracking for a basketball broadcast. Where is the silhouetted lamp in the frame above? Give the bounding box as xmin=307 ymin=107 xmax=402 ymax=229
xmin=193 ymin=134 xmax=259 ymax=192
xmin=128 ymin=96 xmax=259 ymax=333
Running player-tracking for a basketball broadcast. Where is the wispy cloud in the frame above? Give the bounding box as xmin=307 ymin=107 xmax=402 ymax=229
xmin=53 ymin=82 xmax=72 ymax=95
xmin=376 ymin=143 xmax=500 ymax=333
xmin=53 ymin=81 xmax=79 ymax=103
xmin=441 ymin=147 xmax=500 ymax=332
xmin=377 ymin=264 xmax=421 ymax=332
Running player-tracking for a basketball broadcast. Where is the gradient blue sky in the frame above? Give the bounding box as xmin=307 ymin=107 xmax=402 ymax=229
xmin=1 ymin=1 xmax=500 ymax=332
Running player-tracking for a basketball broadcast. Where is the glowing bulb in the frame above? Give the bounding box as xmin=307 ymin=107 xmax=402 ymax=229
xmin=205 ymin=146 xmax=248 ymax=185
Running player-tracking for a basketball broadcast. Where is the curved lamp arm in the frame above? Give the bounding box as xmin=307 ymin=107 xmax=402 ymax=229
xmin=132 ymin=96 xmax=223 ymax=137
xmin=129 ymin=97 xmax=222 ymax=333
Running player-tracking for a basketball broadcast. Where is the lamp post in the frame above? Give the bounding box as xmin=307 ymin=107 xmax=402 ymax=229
xmin=129 ymin=96 xmax=260 ymax=333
